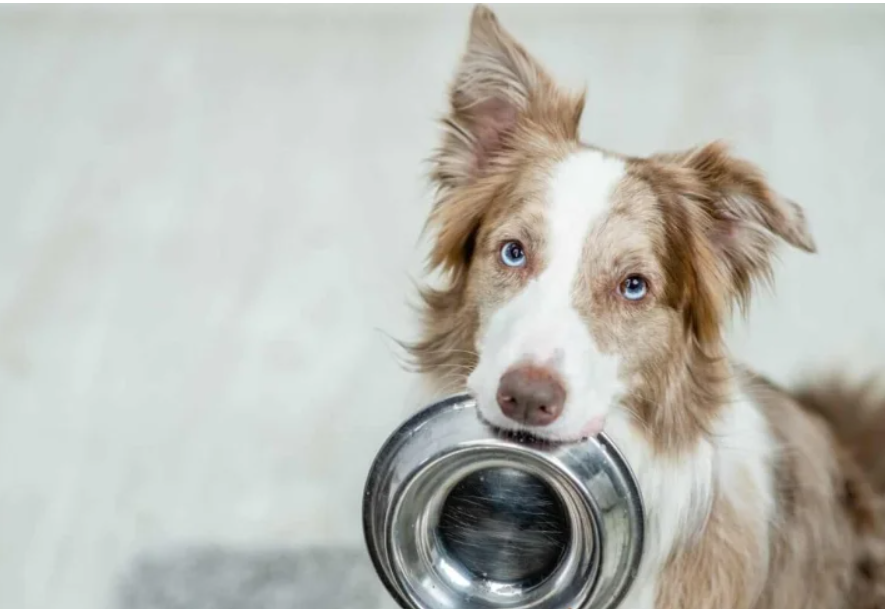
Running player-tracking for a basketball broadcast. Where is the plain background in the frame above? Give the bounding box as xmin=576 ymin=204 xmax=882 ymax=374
xmin=2 ymin=4 xmax=885 ymax=609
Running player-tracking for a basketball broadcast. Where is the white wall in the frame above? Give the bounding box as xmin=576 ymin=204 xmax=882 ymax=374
xmin=1 ymin=5 xmax=884 ymax=609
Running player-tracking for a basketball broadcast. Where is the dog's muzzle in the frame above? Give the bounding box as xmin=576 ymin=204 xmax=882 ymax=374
xmin=362 ymin=394 xmax=644 ymax=609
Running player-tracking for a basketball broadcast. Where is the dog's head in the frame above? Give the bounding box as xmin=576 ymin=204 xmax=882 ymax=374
xmin=412 ymin=6 xmax=815 ymax=444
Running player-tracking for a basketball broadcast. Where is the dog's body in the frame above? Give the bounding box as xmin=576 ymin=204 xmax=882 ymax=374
xmin=408 ymin=6 xmax=885 ymax=608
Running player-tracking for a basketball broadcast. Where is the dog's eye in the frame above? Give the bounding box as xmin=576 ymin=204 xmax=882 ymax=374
xmin=619 ymin=275 xmax=648 ymax=301
xmin=500 ymin=241 xmax=527 ymax=268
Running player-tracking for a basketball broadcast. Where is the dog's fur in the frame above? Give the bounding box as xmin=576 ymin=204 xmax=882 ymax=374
xmin=408 ymin=6 xmax=885 ymax=608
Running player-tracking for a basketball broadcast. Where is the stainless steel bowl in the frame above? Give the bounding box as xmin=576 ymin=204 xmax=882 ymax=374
xmin=363 ymin=394 xmax=644 ymax=609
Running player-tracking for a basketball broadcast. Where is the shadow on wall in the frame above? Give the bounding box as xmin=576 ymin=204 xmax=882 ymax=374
xmin=114 ymin=546 xmax=395 ymax=609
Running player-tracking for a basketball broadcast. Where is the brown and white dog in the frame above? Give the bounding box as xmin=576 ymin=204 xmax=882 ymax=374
xmin=408 ymin=6 xmax=885 ymax=609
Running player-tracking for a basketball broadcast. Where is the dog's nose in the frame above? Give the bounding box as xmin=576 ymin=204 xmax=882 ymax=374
xmin=496 ymin=366 xmax=566 ymax=426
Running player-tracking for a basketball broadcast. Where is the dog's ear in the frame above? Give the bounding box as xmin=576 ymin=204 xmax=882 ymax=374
xmin=433 ymin=5 xmax=584 ymax=190
xmin=663 ymin=142 xmax=816 ymax=312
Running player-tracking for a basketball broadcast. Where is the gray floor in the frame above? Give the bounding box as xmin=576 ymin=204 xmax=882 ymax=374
xmin=116 ymin=546 xmax=392 ymax=609
xmin=1 ymin=5 xmax=885 ymax=609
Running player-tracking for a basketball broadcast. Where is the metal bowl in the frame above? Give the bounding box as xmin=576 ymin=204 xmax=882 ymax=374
xmin=363 ymin=394 xmax=644 ymax=609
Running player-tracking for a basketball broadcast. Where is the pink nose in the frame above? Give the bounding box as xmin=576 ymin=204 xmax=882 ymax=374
xmin=496 ymin=366 xmax=566 ymax=426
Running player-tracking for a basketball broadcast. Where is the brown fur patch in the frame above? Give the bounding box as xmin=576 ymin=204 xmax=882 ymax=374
xmin=748 ymin=371 xmax=885 ymax=609
xmin=793 ymin=376 xmax=885 ymax=492
xmin=625 ymin=158 xmax=730 ymax=347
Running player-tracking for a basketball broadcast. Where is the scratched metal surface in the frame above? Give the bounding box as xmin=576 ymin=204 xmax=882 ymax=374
xmin=1 ymin=5 xmax=885 ymax=609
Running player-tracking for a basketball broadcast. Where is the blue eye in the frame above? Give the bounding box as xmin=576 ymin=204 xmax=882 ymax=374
xmin=500 ymin=241 xmax=527 ymax=268
xmin=619 ymin=275 xmax=648 ymax=301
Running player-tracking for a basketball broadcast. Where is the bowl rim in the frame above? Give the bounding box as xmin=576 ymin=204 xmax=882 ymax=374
xmin=362 ymin=393 xmax=644 ymax=609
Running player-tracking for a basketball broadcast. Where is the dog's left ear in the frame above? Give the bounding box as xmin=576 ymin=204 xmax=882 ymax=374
xmin=683 ymin=142 xmax=815 ymax=251
xmin=668 ymin=142 xmax=816 ymax=308
xmin=655 ymin=142 xmax=816 ymax=318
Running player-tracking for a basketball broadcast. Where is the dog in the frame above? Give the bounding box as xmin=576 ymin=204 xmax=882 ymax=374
xmin=407 ymin=6 xmax=885 ymax=609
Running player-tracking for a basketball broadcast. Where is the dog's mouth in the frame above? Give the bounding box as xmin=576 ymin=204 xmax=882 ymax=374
xmin=474 ymin=406 xmax=605 ymax=446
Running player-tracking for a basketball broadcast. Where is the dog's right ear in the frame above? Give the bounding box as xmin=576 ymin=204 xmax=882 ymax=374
xmin=433 ymin=5 xmax=584 ymax=190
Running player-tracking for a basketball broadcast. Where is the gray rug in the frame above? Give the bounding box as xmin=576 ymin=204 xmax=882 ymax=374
xmin=115 ymin=546 xmax=397 ymax=609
